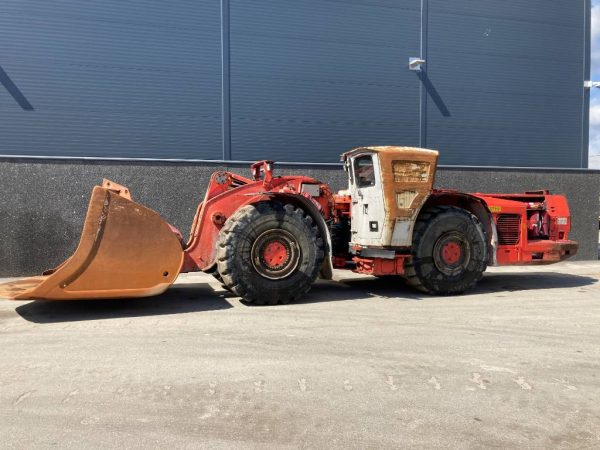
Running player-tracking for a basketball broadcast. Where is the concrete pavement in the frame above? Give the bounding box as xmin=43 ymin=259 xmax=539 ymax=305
xmin=1 ymin=262 xmax=599 ymax=449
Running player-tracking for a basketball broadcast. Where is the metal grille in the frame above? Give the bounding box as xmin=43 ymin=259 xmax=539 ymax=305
xmin=496 ymin=214 xmax=521 ymax=245
xmin=392 ymin=161 xmax=430 ymax=183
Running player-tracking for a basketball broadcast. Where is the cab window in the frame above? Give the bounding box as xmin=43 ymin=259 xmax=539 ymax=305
xmin=353 ymin=155 xmax=376 ymax=188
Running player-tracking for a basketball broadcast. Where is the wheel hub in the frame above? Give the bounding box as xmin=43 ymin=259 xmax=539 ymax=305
xmin=261 ymin=240 xmax=289 ymax=270
xmin=441 ymin=241 xmax=462 ymax=265
xmin=433 ymin=232 xmax=471 ymax=275
xmin=251 ymin=229 xmax=300 ymax=280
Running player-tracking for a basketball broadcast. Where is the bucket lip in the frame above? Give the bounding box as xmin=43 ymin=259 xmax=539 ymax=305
xmin=0 ymin=276 xmax=46 ymax=300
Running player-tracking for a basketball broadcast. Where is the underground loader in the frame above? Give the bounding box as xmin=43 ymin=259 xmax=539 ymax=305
xmin=0 ymin=147 xmax=578 ymax=304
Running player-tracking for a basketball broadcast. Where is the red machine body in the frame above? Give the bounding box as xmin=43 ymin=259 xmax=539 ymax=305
xmin=472 ymin=191 xmax=577 ymax=265
xmin=180 ymin=161 xmax=577 ymax=279
xmin=330 ymin=189 xmax=577 ymax=277
xmin=181 ymin=161 xmax=333 ymax=273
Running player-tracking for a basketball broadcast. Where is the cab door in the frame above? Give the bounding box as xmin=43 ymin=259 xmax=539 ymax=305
xmin=349 ymin=153 xmax=385 ymax=247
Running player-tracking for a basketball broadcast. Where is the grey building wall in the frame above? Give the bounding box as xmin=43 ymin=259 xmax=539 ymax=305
xmin=228 ymin=0 xmax=423 ymax=162
xmin=0 ymin=0 xmax=223 ymax=159
xmin=426 ymin=0 xmax=589 ymax=167
xmin=0 ymin=0 xmax=590 ymax=167
xmin=0 ymin=159 xmax=597 ymax=278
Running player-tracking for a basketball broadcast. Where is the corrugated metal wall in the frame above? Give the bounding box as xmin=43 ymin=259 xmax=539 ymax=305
xmin=229 ymin=0 xmax=422 ymax=162
xmin=426 ymin=0 xmax=587 ymax=167
xmin=0 ymin=0 xmax=589 ymax=167
xmin=0 ymin=0 xmax=222 ymax=159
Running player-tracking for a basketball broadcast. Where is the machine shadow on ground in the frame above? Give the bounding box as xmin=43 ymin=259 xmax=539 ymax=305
xmin=296 ymin=278 xmax=423 ymax=304
xmin=469 ymin=272 xmax=597 ymax=294
xmin=15 ymin=283 xmax=232 ymax=324
xmin=297 ymin=271 xmax=597 ymax=304
xmin=14 ymin=271 xmax=597 ymax=322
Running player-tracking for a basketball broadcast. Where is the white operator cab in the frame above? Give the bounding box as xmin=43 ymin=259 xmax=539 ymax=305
xmin=345 ymin=150 xmax=385 ymax=247
xmin=342 ymin=146 xmax=439 ymax=251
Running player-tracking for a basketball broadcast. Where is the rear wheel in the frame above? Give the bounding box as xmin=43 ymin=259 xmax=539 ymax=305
xmin=406 ymin=206 xmax=488 ymax=294
xmin=216 ymin=202 xmax=324 ymax=305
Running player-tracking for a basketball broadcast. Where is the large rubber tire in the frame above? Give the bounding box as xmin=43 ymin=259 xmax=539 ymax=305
xmin=406 ymin=206 xmax=488 ymax=295
xmin=211 ymin=270 xmax=223 ymax=283
xmin=330 ymin=217 xmax=351 ymax=257
xmin=216 ymin=202 xmax=324 ymax=305
xmin=207 ymin=267 xmax=232 ymax=292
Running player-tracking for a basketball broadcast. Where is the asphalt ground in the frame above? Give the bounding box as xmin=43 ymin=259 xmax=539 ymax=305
xmin=1 ymin=261 xmax=599 ymax=449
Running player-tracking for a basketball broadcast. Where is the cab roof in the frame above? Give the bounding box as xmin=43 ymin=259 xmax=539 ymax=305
xmin=341 ymin=146 xmax=439 ymax=160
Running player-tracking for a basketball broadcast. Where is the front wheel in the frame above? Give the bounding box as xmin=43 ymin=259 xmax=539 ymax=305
xmin=216 ymin=202 xmax=324 ymax=305
xmin=405 ymin=206 xmax=488 ymax=295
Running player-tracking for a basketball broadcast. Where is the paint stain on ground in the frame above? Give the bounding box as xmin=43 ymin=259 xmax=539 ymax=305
xmin=80 ymin=416 xmax=100 ymax=425
xmin=428 ymin=376 xmax=441 ymax=390
xmin=513 ymin=377 xmax=533 ymax=390
xmin=386 ymin=375 xmax=400 ymax=391
xmin=62 ymin=390 xmax=79 ymax=403
xmin=208 ymin=382 xmax=217 ymax=396
xmin=298 ymin=378 xmax=307 ymax=392
xmin=553 ymin=378 xmax=577 ymax=391
xmin=13 ymin=390 xmax=34 ymax=405
xmin=470 ymin=373 xmax=488 ymax=390
xmin=253 ymin=380 xmax=265 ymax=393
xmin=480 ymin=365 xmax=517 ymax=374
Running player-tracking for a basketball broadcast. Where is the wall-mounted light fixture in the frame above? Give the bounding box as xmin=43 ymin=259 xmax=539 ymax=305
xmin=409 ymin=57 xmax=426 ymax=71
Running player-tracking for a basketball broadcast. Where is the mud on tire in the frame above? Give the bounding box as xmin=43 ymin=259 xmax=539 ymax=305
xmin=406 ymin=206 xmax=488 ymax=295
xmin=216 ymin=202 xmax=324 ymax=305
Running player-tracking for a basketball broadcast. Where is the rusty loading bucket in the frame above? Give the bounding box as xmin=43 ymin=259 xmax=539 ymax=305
xmin=0 ymin=180 xmax=184 ymax=300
